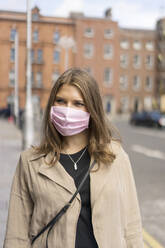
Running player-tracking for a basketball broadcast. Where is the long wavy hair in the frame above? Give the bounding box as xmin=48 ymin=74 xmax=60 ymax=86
xmin=35 ymin=67 xmax=120 ymax=165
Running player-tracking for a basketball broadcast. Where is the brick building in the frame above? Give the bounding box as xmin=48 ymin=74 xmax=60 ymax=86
xmin=119 ymin=28 xmax=156 ymax=113
xmin=0 ymin=7 xmax=160 ymax=115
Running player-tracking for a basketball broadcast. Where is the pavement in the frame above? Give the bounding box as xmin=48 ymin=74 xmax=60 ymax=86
xmin=0 ymin=119 xmax=22 ymax=248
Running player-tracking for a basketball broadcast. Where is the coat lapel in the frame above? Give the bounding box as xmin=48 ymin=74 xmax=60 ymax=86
xmin=90 ymin=158 xmax=111 ymax=208
xmin=38 ymin=152 xmax=80 ymax=200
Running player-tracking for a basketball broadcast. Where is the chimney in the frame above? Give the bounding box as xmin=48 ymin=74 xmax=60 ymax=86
xmin=105 ymin=8 xmax=112 ymax=19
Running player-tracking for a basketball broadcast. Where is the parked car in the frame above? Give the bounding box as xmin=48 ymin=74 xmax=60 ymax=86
xmin=130 ymin=110 xmax=165 ymax=128
xmin=0 ymin=107 xmax=11 ymax=118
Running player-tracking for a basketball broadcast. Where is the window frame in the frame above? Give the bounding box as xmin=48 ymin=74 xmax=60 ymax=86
xmin=84 ymin=43 xmax=94 ymax=58
xmin=104 ymin=68 xmax=113 ymax=87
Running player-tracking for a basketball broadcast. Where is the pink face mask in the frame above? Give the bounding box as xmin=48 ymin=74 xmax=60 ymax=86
xmin=50 ymin=106 xmax=90 ymax=136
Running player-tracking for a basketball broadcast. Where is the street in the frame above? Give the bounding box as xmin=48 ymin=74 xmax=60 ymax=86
xmin=114 ymin=118 xmax=165 ymax=247
xmin=0 ymin=118 xmax=165 ymax=247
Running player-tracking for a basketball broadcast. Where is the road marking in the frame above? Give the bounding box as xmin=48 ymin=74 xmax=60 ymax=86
xmin=131 ymin=129 xmax=165 ymax=139
xmin=143 ymin=229 xmax=164 ymax=248
xmin=144 ymin=242 xmax=150 ymax=248
xmin=131 ymin=144 xmax=165 ymax=160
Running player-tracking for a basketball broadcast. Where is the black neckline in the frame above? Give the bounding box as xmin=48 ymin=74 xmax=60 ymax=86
xmin=60 ymin=146 xmax=87 ymax=156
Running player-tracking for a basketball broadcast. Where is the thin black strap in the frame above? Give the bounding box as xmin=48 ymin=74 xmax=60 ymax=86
xmin=31 ymin=160 xmax=96 ymax=246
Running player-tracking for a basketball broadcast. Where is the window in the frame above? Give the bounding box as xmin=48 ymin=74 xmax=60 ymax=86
xmin=120 ymin=54 xmax=128 ymax=67
xmin=104 ymin=68 xmax=113 ymax=86
xmin=120 ymin=40 xmax=129 ymax=49
xmin=10 ymin=48 xmax=15 ymax=62
xmin=84 ymin=27 xmax=94 ymax=38
xmin=120 ymin=96 xmax=129 ymax=112
xmin=53 ymin=31 xmax=60 ymax=43
xmin=10 ymin=28 xmax=16 ymax=41
xmin=145 ymin=41 xmax=154 ymax=51
xmin=104 ymin=29 xmax=114 ymax=39
xmin=31 ymin=72 xmax=34 ymax=86
xmin=133 ymin=54 xmax=141 ymax=68
xmin=133 ymin=75 xmax=141 ymax=91
xmin=144 ymin=96 xmax=152 ymax=110
xmin=32 ymin=13 xmax=39 ymax=21
xmin=133 ymin=40 xmax=141 ymax=50
xmin=104 ymin=44 xmax=113 ymax=59
xmin=9 ymin=69 xmax=15 ymax=87
xmin=52 ymin=71 xmax=60 ymax=82
xmin=31 ymin=49 xmax=35 ymax=63
xmin=36 ymin=72 xmax=42 ymax=88
xmin=145 ymin=55 xmax=154 ymax=68
xmin=145 ymin=76 xmax=153 ymax=91
xmin=37 ymin=49 xmax=43 ymax=63
xmin=53 ymin=50 xmax=60 ymax=63
xmin=84 ymin=67 xmax=92 ymax=75
xmin=84 ymin=44 xmax=94 ymax=58
xmin=120 ymin=75 xmax=128 ymax=90
xmin=32 ymin=95 xmax=40 ymax=115
xmin=33 ymin=30 xmax=39 ymax=42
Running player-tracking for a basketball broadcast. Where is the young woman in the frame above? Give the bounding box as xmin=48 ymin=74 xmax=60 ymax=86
xmin=4 ymin=68 xmax=144 ymax=248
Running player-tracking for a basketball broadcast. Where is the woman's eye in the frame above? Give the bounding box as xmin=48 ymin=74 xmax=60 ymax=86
xmin=75 ymin=102 xmax=84 ymax=106
xmin=55 ymin=99 xmax=65 ymax=104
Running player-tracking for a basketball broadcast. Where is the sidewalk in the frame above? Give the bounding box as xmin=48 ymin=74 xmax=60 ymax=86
xmin=0 ymin=119 xmax=22 ymax=248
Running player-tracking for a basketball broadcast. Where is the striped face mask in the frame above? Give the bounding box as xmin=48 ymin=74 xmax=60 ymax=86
xmin=50 ymin=106 xmax=90 ymax=136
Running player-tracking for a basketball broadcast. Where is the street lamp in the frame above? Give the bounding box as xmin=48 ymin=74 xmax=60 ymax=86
xmin=22 ymin=0 xmax=34 ymax=149
xmin=58 ymin=36 xmax=75 ymax=70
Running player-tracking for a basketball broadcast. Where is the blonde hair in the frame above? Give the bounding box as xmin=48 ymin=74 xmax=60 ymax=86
xmin=35 ymin=68 xmax=120 ymax=165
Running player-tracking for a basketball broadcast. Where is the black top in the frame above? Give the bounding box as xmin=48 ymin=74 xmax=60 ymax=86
xmin=59 ymin=147 xmax=98 ymax=248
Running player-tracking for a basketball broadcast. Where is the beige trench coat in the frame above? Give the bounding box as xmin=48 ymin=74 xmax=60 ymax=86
xmin=3 ymin=141 xmax=144 ymax=248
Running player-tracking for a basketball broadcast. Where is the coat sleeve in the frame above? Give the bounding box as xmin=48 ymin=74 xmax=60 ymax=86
xmin=3 ymin=152 xmax=34 ymax=248
xmin=121 ymin=148 xmax=144 ymax=248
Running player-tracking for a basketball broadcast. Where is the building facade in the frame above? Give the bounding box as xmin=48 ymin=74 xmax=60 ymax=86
xmin=0 ymin=7 xmax=161 ymax=115
xmin=119 ymin=28 xmax=156 ymax=113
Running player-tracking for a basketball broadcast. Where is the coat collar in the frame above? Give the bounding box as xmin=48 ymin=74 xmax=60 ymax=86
xmin=37 ymin=151 xmax=80 ymax=200
xmin=30 ymin=150 xmax=112 ymax=204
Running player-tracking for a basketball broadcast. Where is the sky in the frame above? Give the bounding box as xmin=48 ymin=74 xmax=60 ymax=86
xmin=0 ymin=0 xmax=165 ymax=29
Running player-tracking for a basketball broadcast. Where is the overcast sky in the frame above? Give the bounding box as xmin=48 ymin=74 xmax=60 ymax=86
xmin=0 ymin=0 xmax=165 ymax=29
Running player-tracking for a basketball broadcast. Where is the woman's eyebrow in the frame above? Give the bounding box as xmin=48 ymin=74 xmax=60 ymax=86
xmin=74 ymin=99 xmax=84 ymax=102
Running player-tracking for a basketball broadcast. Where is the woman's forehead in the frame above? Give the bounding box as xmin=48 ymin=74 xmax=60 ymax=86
xmin=56 ymin=84 xmax=84 ymax=99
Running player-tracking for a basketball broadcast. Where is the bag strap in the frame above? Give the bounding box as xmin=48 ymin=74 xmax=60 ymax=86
xmin=31 ymin=160 xmax=96 ymax=246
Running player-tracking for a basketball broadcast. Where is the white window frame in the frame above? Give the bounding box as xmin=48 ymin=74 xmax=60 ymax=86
xmin=145 ymin=76 xmax=153 ymax=91
xmin=104 ymin=29 xmax=114 ymax=39
xmin=133 ymin=40 xmax=141 ymax=50
xmin=145 ymin=41 xmax=154 ymax=51
xmin=133 ymin=75 xmax=141 ymax=91
xmin=53 ymin=30 xmax=60 ymax=43
xmin=33 ymin=30 xmax=39 ymax=43
xmin=53 ymin=50 xmax=60 ymax=64
xmin=10 ymin=48 xmax=15 ymax=62
xmin=10 ymin=28 xmax=17 ymax=41
xmin=36 ymin=72 xmax=43 ymax=88
xmin=37 ymin=49 xmax=43 ymax=63
xmin=120 ymin=54 xmax=128 ymax=68
xmin=133 ymin=54 xmax=141 ymax=68
xmin=104 ymin=44 xmax=113 ymax=59
xmin=120 ymin=40 xmax=129 ymax=49
xmin=84 ymin=67 xmax=93 ymax=75
xmin=119 ymin=75 xmax=128 ymax=90
xmin=9 ymin=69 xmax=15 ymax=87
xmin=84 ymin=43 xmax=94 ymax=58
xmin=145 ymin=55 xmax=154 ymax=69
xmin=120 ymin=96 xmax=129 ymax=112
xmin=52 ymin=71 xmax=60 ymax=82
xmin=84 ymin=27 xmax=94 ymax=38
xmin=104 ymin=68 xmax=113 ymax=87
